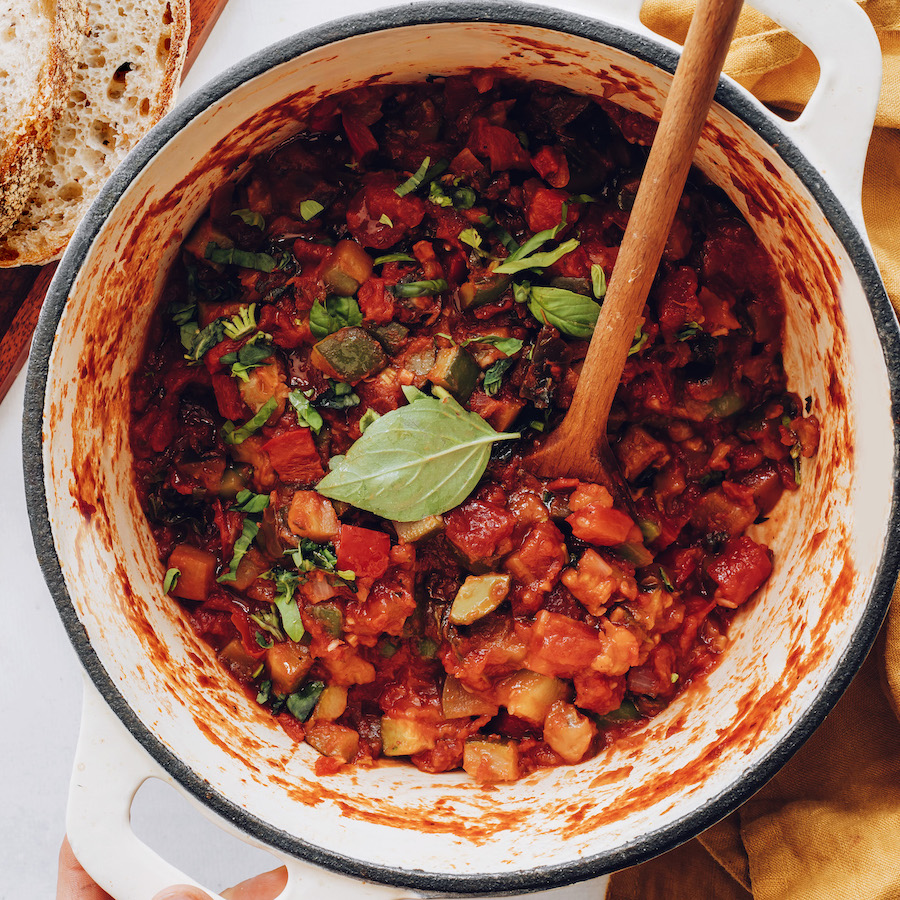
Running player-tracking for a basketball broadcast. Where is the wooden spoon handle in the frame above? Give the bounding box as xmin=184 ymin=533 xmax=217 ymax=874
xmin=560 ymin=0 xmax=744 ymax=448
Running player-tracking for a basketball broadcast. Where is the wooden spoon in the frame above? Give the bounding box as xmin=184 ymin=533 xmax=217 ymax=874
xmin=526 ymin=0 xmax=744 ymax=491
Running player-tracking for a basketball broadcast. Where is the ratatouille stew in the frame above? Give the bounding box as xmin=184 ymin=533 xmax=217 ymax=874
xmin=131 ymin=73 xmax=819 ymax=782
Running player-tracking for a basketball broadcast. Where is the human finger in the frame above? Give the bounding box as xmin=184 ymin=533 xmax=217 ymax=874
xmin=57 ymin=837 xmax=116 ymax=900
xmin=220 ymin=866 xmax=288 ymax=900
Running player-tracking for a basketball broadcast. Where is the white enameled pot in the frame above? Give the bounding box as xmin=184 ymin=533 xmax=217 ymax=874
xmin=23 ymin=1 xmax=900 ymax=898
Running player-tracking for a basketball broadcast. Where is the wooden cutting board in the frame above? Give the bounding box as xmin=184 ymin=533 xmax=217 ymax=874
xmin=0 ymin=0 xmax=230 ymax=403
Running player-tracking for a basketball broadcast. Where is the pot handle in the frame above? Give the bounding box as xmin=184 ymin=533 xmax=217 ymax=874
xmin=68 ymin=678 xmax=422 ymax=900
xmin=578 ymin=0 xmax=880 ymax=230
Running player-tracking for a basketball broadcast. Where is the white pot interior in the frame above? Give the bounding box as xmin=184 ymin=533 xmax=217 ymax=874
xmin=35 ymin=17 xmax=896 ymax=887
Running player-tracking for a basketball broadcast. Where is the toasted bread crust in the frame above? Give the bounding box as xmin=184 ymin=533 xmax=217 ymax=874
xmin=0 ymin=0 xmax=189 ymax=266
xmin=0 ymin=0 xmax=88 ymax=235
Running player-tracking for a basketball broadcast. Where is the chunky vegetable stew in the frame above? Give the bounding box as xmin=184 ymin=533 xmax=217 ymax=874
xmin=131 ymin=73 xmax=819 ymax=782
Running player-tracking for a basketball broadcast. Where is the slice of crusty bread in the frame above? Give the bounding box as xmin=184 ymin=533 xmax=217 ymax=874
xmin=0 ymin=0 xmax=189 ymax=266
xmin=0 ymin=0 xmax=88 ymax=237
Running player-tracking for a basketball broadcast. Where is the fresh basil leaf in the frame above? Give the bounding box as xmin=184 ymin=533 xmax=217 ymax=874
xmin=222 ymin=396 xmax=279 ymax=445
xmin=217 ymin=519 xmax=259 ymax=582
xmin=299 ymin=199 xmax=324 ymax=221
xmin=493 ymin=238 xmax=580 ymax=275
xmin=379 ymin=213 xmax=394 ymax=227
xmin=526 ymin=285 xmax=601 ymax=339
xmin=233 ymin=489 xmax=270 ymax=514
xmin=318 ymin=380 xmax=360 ymax=410
xmin=390 ymin=279 xmax=448 ymax=299
xmin=288 ymin=389 xmax=324 ymax=433
xmin=373 ymin=252 xmax=416 ymax=265
xmin=255 ymin=631 xmax=274 ymax=649
xmin=591 ymin=264 xmax=607 ymax=300
xmin=249 ymin=607 xmax=285 ymax=643
xmin=271 ymin=569 xmax=305 ymax=641
xmin=479 ymin=215 xmax=519 ymax=255
xmin=286 ymin=681 xmax=325 ymax=721
xmin=232 ymin=209 xmax=265 ymax=229
xmin=483 ymin=357 xmax=515 ymax=396
xmin=453 ymin=186 xmax=476 ymax=210
xmin=309 ymin=296 xmax=363 ymax=339
xmin=205 ymin=242 xmax=276 ymax=273
xmin=163 ymin=567 xmax=180 ymax=593
xmin=317 ymin=392 xmax=519 ymax=520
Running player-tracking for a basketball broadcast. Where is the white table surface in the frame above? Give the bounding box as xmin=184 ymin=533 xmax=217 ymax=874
xmin=0 ymin=1 xmax=614 ymax=896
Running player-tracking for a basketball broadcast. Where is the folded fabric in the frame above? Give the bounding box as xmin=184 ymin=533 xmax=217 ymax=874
xmin=607 ymin=2 xmax=900 ymax=897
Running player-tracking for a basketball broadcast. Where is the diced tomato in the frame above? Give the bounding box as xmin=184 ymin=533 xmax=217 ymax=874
xmin=504 ymin=522 xmax=568 ymax=609
xmin=523 ymin=180 xmax=578 ymax=234
xmin=357 ymin=277 xmax=396 ymax=324
xmin=262 ymin=429 xmax=324 ymax=484
xmin=211 ymin=370 xmax=245 ymax=420
xmin=287 ymin=491 xmax=339 ymax=541
xmin=567 ymin=503 xmax=634 ymax=546
xmin=444 ymin=499 xmax=516 ymax=564
xmin=466 ymin=118 xmax=531 ymax=172
xmin=655 ymin=266 xmax=704 ymax=341
xmin=230 ymin=604 xmax=269 ymax=659
xmin=336 ymin=524 xmax=391 ymax=579
xmin=346 ymin=174 xmax=426 ymax=249
xmin=167 ymin=544 xmax=217 ymax=602
xmin=341 ymin=111 xmax=379 ymax=160
xmin=531 ymin=145 xmax=569 ymax=188
xmin=706 ymin=535 xmax=773 ymax=608
xmin=573 ymin=670 xmax=626 ymax=716
xmin=525 ymin=610 xmax=601 ymax=679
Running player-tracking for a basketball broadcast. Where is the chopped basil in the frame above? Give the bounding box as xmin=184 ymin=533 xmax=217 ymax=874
xmin=232 ymin=209 xmax=265 ymax=229
xmin=309 ymin=295 xmax=363 ymax=339
xmin=418 ymin=637 xmax=438 ymax=659
xmin=286 ymin=681 xmax=325 ymax=721
xmin=217 ymin=519 xmax=259 ymax=583
xmin=390 ymin=279 xmax=448 ymax=298
xmin=659 ymin=566 xmax=675 ymax=592
xmin=249 ymin=606 xmax=285 ymax=643
xmin=453 ymin=186 xmax=476 ymax=209
xmin=359 ymin=408 xmax=381 ymax=433
xmin=628 ymin=327 xmax=649 ymax=356
xmin=395 ymin=157 xmax=431 ymax=197
xmin=591 ymin=264 xmax=607 ymax=300
xmin=287 ymin=538 xmax=354 ymax=582
xmin=163 ymin=567 xmax=180 ymax=593
xmin=483 ymin=357 xmax=515 ymax=396
xmin=459 ymin=228 xmax=488 ymax=257
xmin=317 ymin=389 xmax=519 ymax=520
xmin=373 ymin=252 xmax=416 ymax=265
xmin=256 ymin=680 xmax=272 ymax=704
xmin=169 ymin=298 xmax=197 ymax=327
xmin=288 ymin=389 xmax=324 ymax=433
xmin=219 ymin=335 xmax=274 ymax=382
xmin=478 ymin=215 xmax=519 ymax=255
xmin=379 ymin=213 xmax=394 ymax=227
xmin=299 ymin=199 xmax=325 ymax=221
xmin=255 ymin=631 xmax=274 ymax=649
xmin=318 ymin=380 xmax=360 ymax=410
xmin=205 ymin=242 xmax=276 ymax=273
xmin=394 ymin=157 xmax=447 ymax=198
xmin=271 ymin=569 xmax=305 ymax=641
xmin=463 ymin=334 xmax=523 ymax=356
xmin=493 ymin=237 xmax=580 ymax=276
xmin=181 ymin=319 xmax=226 ymax=363
xmin=428 ymin=181 xmax=454 ymax=207
xmin=233 ymin=489 xmax=270 ymax=514
xmin=222 ymin=396 xmax=279 ymax=445
xmin=676 ymin=322 xmax=702 ymax=341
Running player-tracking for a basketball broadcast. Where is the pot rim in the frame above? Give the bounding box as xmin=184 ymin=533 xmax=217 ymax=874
xmin=23 ymin=0 xmax=900 ymax=891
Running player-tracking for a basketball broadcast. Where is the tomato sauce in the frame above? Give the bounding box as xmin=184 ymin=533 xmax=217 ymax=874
xmin=130 ymin=73 xmax=819 ymax=782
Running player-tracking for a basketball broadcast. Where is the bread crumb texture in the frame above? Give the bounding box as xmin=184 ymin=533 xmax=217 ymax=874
xmin=0 ymin=0 xmax=188 ymax=266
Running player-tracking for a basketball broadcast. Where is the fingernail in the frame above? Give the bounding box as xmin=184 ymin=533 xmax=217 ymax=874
xmin=152 ymin=887 xmax=214 ymax=900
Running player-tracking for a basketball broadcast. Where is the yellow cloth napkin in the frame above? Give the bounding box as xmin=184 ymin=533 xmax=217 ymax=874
xmin=607 ymin=3 xmax=900 ymax=898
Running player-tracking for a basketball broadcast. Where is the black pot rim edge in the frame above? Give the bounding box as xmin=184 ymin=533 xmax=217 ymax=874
xmin=22 ymin=1 xmax=900 ymax=894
